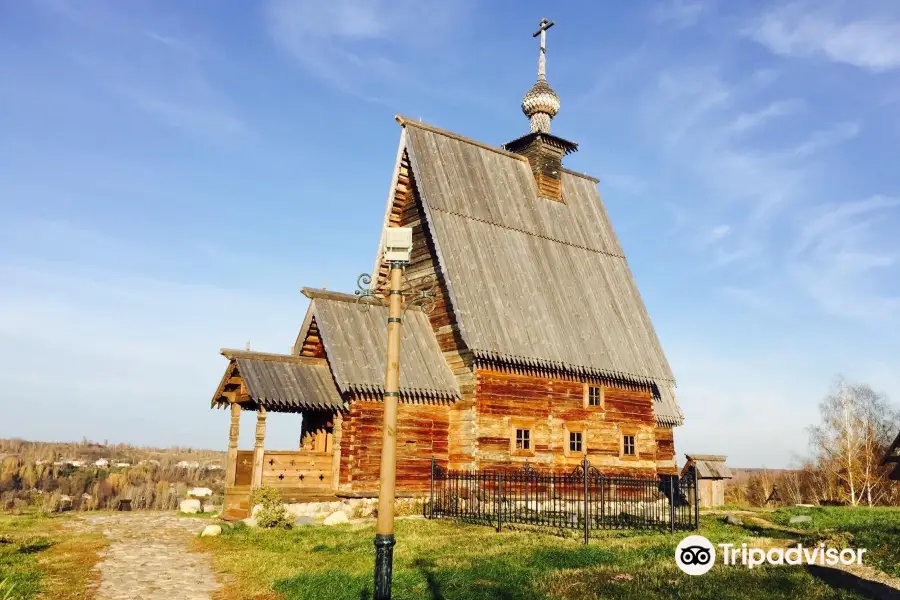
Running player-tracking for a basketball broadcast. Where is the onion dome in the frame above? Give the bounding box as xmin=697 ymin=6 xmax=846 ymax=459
xmin=522 ymin=78 xmax=560 ymax=134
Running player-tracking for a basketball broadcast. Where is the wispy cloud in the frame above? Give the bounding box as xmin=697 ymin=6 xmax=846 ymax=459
xmin=788 ymin=121 xmax=860 ymax=158
xmin=39 ymin=2 xmax=249 ymax=143
xmin=265 ymin=0 xmax=478 ymax=105
xmin=789 ymin=196 xmax=900 ymax=322
xmin=727 ymin=98 xmax=805 ymax=135
xmin=652 ymin=0 xmax=709 ymax=29
xmin=746 ymin=1 xmax=900 ymax=72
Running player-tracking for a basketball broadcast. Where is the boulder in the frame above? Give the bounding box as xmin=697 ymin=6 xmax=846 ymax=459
xmin=180 ymin=499 xmax=202 ymax=514
xmin=789 ymin=515 xmax=812 ymax=524
xmin=189 ymin=487 xmax=213 ymax=498
xmin=200 ymin=525 xmax=222 ymax=537
xmin=724 ymin=515 xmax=744 ymax=526
xmin=294 ymin=516 xmax=315 ymax=527
xmin=203 ymin=504 xmax=220 ymax=514
xmin=251 ymin=504 xmax=263 ymax=516
xmin=241 ymin=516 xmax=258 ymax=528
xmin=323 ymin=510 xmax=350 ymax=526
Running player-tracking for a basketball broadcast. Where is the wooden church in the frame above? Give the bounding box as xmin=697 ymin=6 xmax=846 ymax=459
xmin=210 ymin=24 xmax=684 ymax=515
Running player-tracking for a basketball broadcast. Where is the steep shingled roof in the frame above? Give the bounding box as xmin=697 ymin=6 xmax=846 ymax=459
xmin=380 ymin=117 xmax=682 ymax=425
xmin=297 ymin=289 xmax=460 ymax=402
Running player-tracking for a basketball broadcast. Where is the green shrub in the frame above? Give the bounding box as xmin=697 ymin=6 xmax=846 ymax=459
xmin=250 ymin=486 xmax=292 ymax=529
xmin=250 ymin=486 xmax=282 ymax=508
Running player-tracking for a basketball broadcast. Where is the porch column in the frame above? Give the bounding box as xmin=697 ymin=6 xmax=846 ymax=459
xmin=251 ymin=406 xmax=267 ymax=489
xmin=225 ymin=402 xmax=241 ymax=487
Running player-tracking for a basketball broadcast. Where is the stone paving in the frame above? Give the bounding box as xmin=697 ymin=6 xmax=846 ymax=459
xmin=69 ymin=513 xmax=220 ymax=600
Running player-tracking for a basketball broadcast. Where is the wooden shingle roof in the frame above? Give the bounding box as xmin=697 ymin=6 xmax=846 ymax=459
xmin=387 ymin=117 xmax=682 ymax=425
xmin=299 ymin=289 xmax=460 ymax=402
xmin=684 ymin=455 xmax=732 ymax=479
xmin=213 ymin=350 xmax=343 ymax=412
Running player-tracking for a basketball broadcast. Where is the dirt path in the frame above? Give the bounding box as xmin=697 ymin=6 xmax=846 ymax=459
xmin=69 ymin=513 xmax=220 ymax=600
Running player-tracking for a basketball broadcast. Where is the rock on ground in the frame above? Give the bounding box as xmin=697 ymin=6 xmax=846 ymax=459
xmin=790 ymin=515 xmax=813 ymax=524
xmin=200 ymin=525 xmax=222 ymax=537
xmin=180 ymin=498 xmax=202 ymax=514
xmin=294 ymin=516 xmax=315 ymax=527
xmin=68 ymin=513 xmax=220 ymax=600
xmin=323 ymin=511 xmax=350 ymax=526
xmin=724 ymin=515 xmax=744 ymax=526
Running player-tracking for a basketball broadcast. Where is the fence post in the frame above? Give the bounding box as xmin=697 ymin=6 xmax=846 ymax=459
xmin=692 ymin=466 xmax=700 ymax=530
xmin=429 ymin=457 xmax=435 ymax=519
xmin=668 ymin=475 xmax=675 ymax=533
xmin=582 ymin=456 xmax=590 ymax=545
xmin=496 ymin=472 xmax=503 ymax=533
xmin=524 ymin=460 xmax=529 ymax=516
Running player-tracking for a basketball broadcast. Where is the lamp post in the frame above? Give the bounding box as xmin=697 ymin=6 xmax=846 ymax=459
xmin=356 ymin=227 xmax=436 ymax=600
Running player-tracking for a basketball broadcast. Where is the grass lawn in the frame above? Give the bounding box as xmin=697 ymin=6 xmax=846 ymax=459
xmin=769 ymin=506 xmax=900 ymax=578
xmin=0 ymin=512 xmax=105 ymax=600
xmin=198 ymin=514 xmax=874 ymax=600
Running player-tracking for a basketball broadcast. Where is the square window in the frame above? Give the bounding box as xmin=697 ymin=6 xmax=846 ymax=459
xmin=622 ymin=434 xmax=636 ymax=456
xmin=587 ymin=386 xmax=603 ymax=406
xmin=515 ymin=429 xmax=531 ymax=451
xmin=568 ymin=431 xmax=583 ymax=453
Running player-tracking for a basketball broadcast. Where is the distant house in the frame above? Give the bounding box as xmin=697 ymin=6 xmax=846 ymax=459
xmin=67 ymin=460 xmax=85 ymax=468
xmin=885 ymin=431 xmax=900 ymax=481
xmin=176 ymin=460 xmax=200 ymax=469
xmin=682 ymin=454 xmax=733 ymax=508
xmin=114 ymin=462 xmax=131 ymax=468
xmin=205 ymin=464 xmax=223 ymax=471
xmin=94 ymin=458 xmax=109 ymax=468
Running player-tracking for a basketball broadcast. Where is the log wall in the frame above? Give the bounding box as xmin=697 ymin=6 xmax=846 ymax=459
xmin=374 ymin=153 xmax=477 ymax=470
xmin=473 ymin=369 xmax=667 ymax=477
xmin=338 ymin=399 xmax=451 ymax=495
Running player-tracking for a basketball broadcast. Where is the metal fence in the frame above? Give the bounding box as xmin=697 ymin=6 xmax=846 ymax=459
xmin=426 ymin=457 xmax=698 ymax=542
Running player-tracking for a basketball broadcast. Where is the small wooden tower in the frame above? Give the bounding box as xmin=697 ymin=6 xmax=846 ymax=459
xmin=682 ymin=454 xmax=732 ymax=508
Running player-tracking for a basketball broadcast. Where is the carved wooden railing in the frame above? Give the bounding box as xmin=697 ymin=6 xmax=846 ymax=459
xmin=261 ymin=450 xmax=333 ymax=491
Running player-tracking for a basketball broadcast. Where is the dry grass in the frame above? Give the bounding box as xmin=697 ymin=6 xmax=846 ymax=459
xmin=0 ymin=513 xmax=105 ymax=600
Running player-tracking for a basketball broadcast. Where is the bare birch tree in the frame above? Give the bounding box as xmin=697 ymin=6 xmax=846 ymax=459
xmin=808 ymin=377 xmax=899 ymax=506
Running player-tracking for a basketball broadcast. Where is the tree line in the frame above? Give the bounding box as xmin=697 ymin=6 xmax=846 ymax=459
xmin=0 ymin=439 xmax=225 ymax=512
xmin=727 ymin=377 xmax=900 ymax=507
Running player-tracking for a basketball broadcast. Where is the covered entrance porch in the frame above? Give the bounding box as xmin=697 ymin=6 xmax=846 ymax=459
xmin=212 ymin=349 xmax=345 ymax=519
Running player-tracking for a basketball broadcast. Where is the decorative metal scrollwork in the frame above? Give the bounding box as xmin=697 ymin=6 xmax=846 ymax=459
xmin=431 ymin=463 xmax=447 ymax=479
xmin=355 ymin=273 xmax=376 ymax=312
xmin=402 ymin=272 xmax=438 ymax=316
xmin=569 ymin=462 xmax=602 ymax=480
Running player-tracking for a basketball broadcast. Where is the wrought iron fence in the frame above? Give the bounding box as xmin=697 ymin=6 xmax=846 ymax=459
xmin=426 ymin=457 xmax=699 ymax=543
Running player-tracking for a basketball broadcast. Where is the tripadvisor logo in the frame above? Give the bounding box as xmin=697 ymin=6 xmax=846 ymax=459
xmin=675 ymin=534 xmax=867 ymax=575
xmin=676 ymin=535 xmax=716 ymax=575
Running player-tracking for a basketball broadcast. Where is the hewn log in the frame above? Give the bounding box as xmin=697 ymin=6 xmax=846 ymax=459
xmin=251 ymin=406 xmax=267 ymax=489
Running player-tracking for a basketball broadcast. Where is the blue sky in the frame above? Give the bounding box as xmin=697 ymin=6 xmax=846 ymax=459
xmin=1 ymin=0 xmax=898 ymax=468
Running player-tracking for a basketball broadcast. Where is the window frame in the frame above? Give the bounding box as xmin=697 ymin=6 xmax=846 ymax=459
xmin=583 ymin=384 xmax=605 ymax=410
xmin=620 ymin=431 xmax=637 ymax=459
xmin=568 ymin=431 xmax=583 ymax=454
xmin=564 ymin=423 xmax=586 ymax=457
xmin=510 ymin=422 xmax=535 ymax=457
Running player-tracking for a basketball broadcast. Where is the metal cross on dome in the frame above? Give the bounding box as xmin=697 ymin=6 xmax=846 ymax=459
xmin=533 ymin=17 xmax=555 ymax=81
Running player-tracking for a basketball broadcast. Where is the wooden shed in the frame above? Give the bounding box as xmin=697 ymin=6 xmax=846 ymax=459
xmin=885 ymin=431 xmax=900 ymax=481
xmin=682 ymin=455 xmax=732 ymax=508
